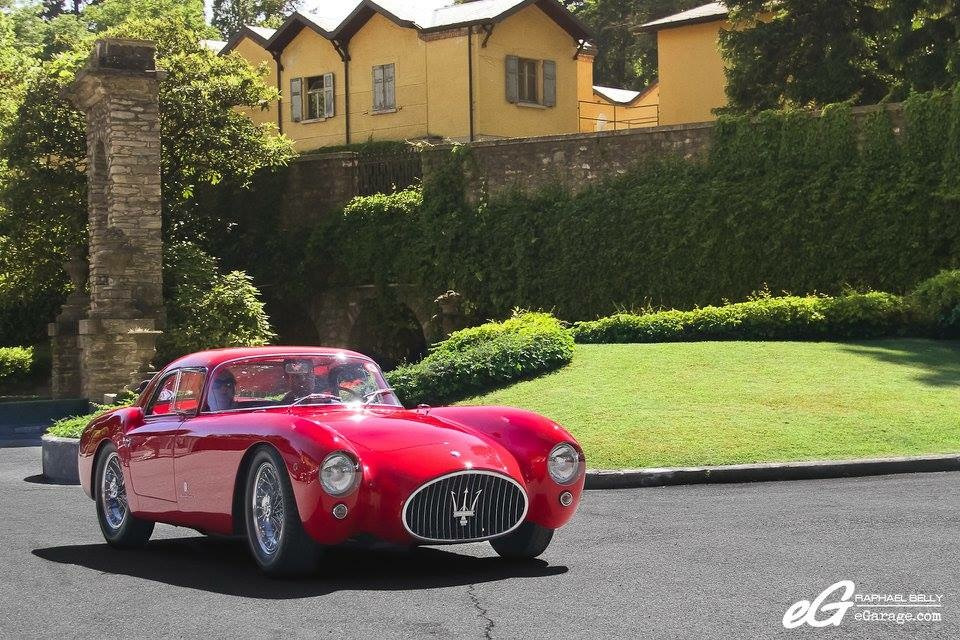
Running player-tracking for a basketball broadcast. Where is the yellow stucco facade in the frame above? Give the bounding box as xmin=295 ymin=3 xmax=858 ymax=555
xmin=472 ymin=4 xmax=580 ymax=139
xmin=279 ymin=28 xmax=347 ymax=151
xmin=655 ymin=20 xmax=729 ymax=126
xmin=226 ymin=2 xmax=596 ymax=151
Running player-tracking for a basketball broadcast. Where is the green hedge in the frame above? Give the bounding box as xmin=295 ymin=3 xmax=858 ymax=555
xmin=0 ymin=346 xmax=33 ymax=386
xmin=235 ymin=87 xmax=959 ymax=328
xmin=386 ymin=312 xmax=574 ymax=406
xmin=569 ymin=292 xmax=906 ymax=343
xmin=908 ymin=269 xmax=960 ymax=337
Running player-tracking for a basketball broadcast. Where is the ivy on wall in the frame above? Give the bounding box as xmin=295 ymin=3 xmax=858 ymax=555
xmin=226 ymin=85 xmax=960 ymax=329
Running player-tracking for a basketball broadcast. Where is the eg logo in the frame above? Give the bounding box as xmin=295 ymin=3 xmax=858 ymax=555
xmin=783 ymin=580 xmax=856 ymax=629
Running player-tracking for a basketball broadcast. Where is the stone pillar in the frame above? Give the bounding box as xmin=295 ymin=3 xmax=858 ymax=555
xmin=48 ymin=247 xmax=90 ymax=398
xmin=59 ymin=39 xmax=165 ymax=401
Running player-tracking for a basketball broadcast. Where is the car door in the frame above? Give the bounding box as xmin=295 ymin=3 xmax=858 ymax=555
xmin=127 ymin=370 xmax=181 ymax=502
xmin=172 ymin=367 xmax=242 ymax=532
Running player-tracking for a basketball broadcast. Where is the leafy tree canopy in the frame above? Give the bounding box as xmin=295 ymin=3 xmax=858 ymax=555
xmin=211 ymin=0 xmax=300 ymax=40
xmin=721 ymin=0 xmax=960 ymax=111
xmin=570 ymin=0 xmax=702 ymax=90
xmin=0 ymin=0 xmax=293 ymax=345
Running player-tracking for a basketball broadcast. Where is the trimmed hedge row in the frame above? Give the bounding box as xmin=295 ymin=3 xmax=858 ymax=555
xmin=0 ymin=346 xmax=33 ymax=386
xmin=386 ymin=312 xmax=574 ymax=407
xmin=570 ymin=292 xmax=907 ymax=343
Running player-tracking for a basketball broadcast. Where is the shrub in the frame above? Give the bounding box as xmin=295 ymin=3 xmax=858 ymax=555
xmin=0 ymin=346 xmax=33 ymax=386
xmin=46 ymin=393 xmax=135 ymax=439
xmin=156 ymin=242 xmax=275 ymax=365
xmin=386 ymin=312 xmax=574 ymax=406
xmin=569 ymin=292 xmax=906 ymax=343
xmin=908 ymin=270 xmax=960 ymax=336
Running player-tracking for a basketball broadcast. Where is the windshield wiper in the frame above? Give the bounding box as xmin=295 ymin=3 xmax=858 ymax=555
xmin=362 ymin=388 xmax=397 ymax=404
xmin=288 ymin=393 xmax=343 ymax=407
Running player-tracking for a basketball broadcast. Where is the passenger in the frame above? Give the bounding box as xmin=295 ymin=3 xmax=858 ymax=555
xmin=206 ymin=370 xmax=237 ymax=412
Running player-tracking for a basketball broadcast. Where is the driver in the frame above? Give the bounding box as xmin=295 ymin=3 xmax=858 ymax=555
xmin=281 ymin=361 xmax=316 ymax=404
xmin=206 ymin=370 xmax=236 ymax=412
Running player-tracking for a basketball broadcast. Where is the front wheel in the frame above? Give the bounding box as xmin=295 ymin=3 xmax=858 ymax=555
xmin=490 ymin=522 xmax=554 ymax=560
xmin=95 ymin=443 xmax=154 ymax=547
xmin=243 ymin=447 xmax=321 ymax=577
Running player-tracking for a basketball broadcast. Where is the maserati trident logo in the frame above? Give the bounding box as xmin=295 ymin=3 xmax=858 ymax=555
xmin=451 ymin=488 xmax=483 ymax=526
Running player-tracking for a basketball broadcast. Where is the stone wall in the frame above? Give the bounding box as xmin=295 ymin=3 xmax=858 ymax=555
xmin=423 ymin=121 xmax=715 ymax=203
xmin=278 ymin=152 xmax=361 ymax=227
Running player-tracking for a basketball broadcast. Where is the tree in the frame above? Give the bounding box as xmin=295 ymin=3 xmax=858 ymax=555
xmin=884 ymin=0 xmax=960 ymax=97
xmin=720 ymin=0 xmax=886 ymax=112
xmin=571 ymin=0 xmax=702 ymax=90
xmin=211 ymin=0 xmax=300 ymax=40
xmin=0 ymin=0 xmax=292 ymax=345
xmin=719 ymin=0 xmax=960 ymax=111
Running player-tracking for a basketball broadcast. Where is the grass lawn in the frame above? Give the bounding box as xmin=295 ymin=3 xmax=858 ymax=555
xmin=457 ymin=339 xmax=960 ymax=469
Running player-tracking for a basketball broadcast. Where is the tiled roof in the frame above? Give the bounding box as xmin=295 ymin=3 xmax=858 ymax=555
xmin=200 ymin=39 xmax=227 ymax=53
xmin=593 ymin=85 xmax=640 ymax=105
xmin=593 ymin=83 xmax=658 ymax=105
xmin=246 ymin=26 xmax=277 ymax=40
xmin=641 ymin=2 xmax=727 ymax=30
xmin=271 ymin=0 xmax=591 ymax=49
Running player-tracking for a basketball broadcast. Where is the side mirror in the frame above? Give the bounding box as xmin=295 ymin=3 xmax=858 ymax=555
xmin=125 ymin=406 xmax=145 ymax=428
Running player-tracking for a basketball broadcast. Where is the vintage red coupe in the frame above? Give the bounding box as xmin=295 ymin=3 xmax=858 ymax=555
xmin=78 ymin=347 xmax=585 ymax=575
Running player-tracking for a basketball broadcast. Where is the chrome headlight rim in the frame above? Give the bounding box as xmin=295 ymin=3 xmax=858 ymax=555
xmin=319 ymin=451 xmax=360 ymax=496
xmin=547 ymin=442 xmax=581 ymax=485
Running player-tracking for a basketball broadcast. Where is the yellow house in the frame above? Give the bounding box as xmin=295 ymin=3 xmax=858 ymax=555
xmin=218 ymin=0 xmax=597 ymax=152
xmin=641 ymin=1 xmax=729 ymax=126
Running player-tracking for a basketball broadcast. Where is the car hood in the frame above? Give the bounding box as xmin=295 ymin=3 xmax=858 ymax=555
xmin=293 ymin=405 xmax=520 ymax=480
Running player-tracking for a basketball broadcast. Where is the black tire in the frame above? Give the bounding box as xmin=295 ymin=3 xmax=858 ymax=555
xmin=94 ymin=442 xmax=154 ymax=548
xmin=243 ymin=447 xmax=321 ymax=577
xmin=489 ymin=521 xmax=554 ymax=560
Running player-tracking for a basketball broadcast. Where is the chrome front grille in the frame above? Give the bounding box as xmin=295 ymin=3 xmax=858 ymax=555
xmin=402 ymin=471 xmax=528 ymax=543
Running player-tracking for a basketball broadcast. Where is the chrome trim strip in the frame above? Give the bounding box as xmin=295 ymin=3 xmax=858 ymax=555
xmin=401 ymin=469 xmax=529 ymax=544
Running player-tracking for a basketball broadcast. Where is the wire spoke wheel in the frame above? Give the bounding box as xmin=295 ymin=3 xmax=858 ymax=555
xmin=100 ymin=452 xmax=127 ymax=531
xmin=252 ymin=462 xmax=284 ymax=556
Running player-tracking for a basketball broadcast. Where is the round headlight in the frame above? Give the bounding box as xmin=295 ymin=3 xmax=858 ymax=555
xmin=320 ymin=452 xmax=359 ymax=496
xmin=548 ymin=442 xmax=580 ymax=485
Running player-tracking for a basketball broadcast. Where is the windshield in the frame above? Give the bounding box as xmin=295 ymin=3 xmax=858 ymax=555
xmin=204 ymin=354 xmax=401 ymax=413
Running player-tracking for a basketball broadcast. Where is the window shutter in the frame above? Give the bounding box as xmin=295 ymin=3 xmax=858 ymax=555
xmin=323 ymin=72 xmax=335 ymax=118
xmin=542 ymin=60 xmax=556 ymax=107
xmin=505 ymin=55 xmax=518 ymax=103
xmin=384 ymin=64 xmax=396 ymax=110
xmin=290 ymin=77 xmax=302 ymax=122
xmin=373 ymin=65 xmax=384 ymax=111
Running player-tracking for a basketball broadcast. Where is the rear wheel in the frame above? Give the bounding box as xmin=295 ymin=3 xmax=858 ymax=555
xmin=95 ymin=443 xmax=154 ymax=547
xmin=490 ymin=522 xmax=554 ymax=560
xmin=243 ymin=447 xmax=321 ymax=577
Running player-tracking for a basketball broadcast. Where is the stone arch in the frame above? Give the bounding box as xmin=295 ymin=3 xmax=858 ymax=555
xmin=347 ymin=297 xmax=427 ymax=370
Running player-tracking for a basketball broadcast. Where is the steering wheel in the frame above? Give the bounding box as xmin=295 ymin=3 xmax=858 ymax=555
xmin=337 ymin=386 xmax=364 ymax=402
xmin=288 ymin=393 xmax=342 ymax=407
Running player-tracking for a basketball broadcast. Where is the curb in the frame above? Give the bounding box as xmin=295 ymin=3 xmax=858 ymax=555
xmin=41 ymin=435 xmax=79 ymax=484
xmin=584 ymin=454 xmax=960 ymax=489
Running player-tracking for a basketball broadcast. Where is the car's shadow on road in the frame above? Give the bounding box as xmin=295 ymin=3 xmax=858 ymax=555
xmin=33 ymin=536 xmax=567 ymax=598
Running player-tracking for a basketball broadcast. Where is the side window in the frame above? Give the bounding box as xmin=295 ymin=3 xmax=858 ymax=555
xmin=146 ymin=372 xmax=179 ymax=416
xmin=505 ymin=55 xmax=556 ymax=107
xmin=372 ymin=63 xmax=396 ymax=112
xmin=173 ymin=370 xmax=204 ymax=415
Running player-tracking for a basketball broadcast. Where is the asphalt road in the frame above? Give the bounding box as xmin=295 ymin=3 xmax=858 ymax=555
xmin=1 ymin=446 xmax=956 ymax=640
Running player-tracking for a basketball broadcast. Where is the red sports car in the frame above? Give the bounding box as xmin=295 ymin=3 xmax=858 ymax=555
xmin=78 ymin=347 xmax=585 ymax=575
